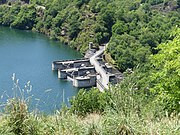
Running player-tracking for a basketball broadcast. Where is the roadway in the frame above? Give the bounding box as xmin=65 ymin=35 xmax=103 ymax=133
xmin=89 ymin=44 xmax=109 ymax=90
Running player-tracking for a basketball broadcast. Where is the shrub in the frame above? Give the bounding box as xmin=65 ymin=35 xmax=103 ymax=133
xmin=70 ymin=88 xmax=113 ymax=116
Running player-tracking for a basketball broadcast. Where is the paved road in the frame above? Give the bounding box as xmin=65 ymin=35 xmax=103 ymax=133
xmin=90 ymin=45 xmax=109 ymax=90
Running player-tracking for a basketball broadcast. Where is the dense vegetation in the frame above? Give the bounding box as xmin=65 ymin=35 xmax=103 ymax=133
xmin=0 ymin=0 xmax=179 ymax=134
xmin=0 ymin=0 xmax=179 ymax=71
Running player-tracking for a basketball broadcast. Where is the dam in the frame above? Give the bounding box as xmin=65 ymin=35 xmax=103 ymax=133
xmin=52 ymin=44 xmax=123 ymax=91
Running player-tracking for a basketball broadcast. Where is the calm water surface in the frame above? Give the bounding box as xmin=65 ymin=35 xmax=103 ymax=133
xmin=0 ymin=26 xmax=82 ymax=113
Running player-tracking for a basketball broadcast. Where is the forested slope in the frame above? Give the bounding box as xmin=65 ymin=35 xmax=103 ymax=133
xmin=0 ymin=0 xmax=179 ymax=72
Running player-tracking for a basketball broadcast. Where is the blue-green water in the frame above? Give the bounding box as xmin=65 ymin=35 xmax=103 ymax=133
xmin=0 ymin=26 xmax=82 ymax=113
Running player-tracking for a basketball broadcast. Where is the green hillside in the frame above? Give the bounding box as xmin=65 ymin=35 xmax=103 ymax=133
xmin=0 ymin=0 xmax=179 ymax=71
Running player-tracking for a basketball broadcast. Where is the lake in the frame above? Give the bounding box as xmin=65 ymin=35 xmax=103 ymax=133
xmin=0 ymin=26 xmax=82 ymax=113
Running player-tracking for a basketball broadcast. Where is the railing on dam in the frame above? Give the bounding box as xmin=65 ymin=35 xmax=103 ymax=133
xmin=53 ymin=58 xmax=89 ymax=64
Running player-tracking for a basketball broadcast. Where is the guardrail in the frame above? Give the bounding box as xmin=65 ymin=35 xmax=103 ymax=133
xmin=53 ymin=58 xmax=89 ymax=63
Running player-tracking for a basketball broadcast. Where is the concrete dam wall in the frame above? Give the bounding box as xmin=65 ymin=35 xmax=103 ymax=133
xmin=52 ymin=44 xmax=123 ymax=91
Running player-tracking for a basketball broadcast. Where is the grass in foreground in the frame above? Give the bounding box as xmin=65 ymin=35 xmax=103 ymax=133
xmin=0 ymin=103 xmax=179 ymax=135
xmin=0 ymin=74 xmax=179 ymax=135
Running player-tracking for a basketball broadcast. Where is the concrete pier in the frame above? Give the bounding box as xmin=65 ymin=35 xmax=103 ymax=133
xmin=73 ymin=75 xmax=96 ymax=88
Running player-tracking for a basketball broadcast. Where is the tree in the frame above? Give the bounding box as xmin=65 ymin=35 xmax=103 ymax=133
xmin=11 ymin=5 xmax=36 ymax=30
xmin=177 ymin=0 xmax=180 ymax=7
xmin=107 ymin=34 xmax=150 ymax=72
xmin=150 ymin=28 xmax=180 ymax=112
xmin=75 ymin=0 xmax=90 ymax=8
xmin=21 ymin=0 xmax=29 ymax=4
xmin=112 ymin=21 xmax=128 ymax=35
xmin=70 ymin=88 xmax=112 ymax=116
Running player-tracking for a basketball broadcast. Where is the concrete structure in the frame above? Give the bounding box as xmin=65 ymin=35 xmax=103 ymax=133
xmin=52 ymin=43 xmax=122 ymax=90
xmin=73 ymin=75 xmax=96 ymax=88
xmin=52 ymin=58 xmax=90 ymax=70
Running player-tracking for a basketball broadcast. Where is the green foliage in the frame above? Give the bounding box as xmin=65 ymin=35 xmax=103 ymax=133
xmin=150 ymin=28 xmax=180 ymax=112
xmin=70 ymin=88 xmax=112 ymax=116
xmin=0 ymin=75 xmax=38 ymax=135
xmin=11 ymin=4 xmax=36 ymax=30
xmin=5 ymin=99 xmax=29 ymax=135
xmin=178 ymin=0 xmax=180 ymax=7
xmin=0 ymin=4 xmax=20 ymax=26
xmin=75 ymin=0 xmax=90 ymax=8
xmin=112 ymin=21 xmax=128 ymax=35
xmin=107 ymin=34 xmax=151 ymax=72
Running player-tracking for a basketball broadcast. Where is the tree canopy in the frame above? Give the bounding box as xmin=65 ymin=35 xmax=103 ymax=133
xmin=150 ymin=28 xmax=180 ymax=112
